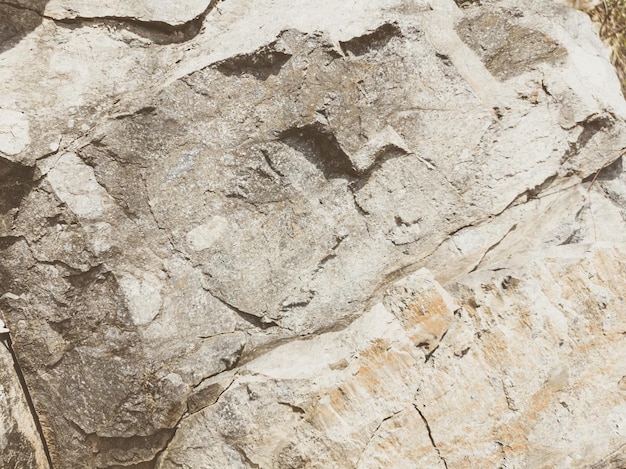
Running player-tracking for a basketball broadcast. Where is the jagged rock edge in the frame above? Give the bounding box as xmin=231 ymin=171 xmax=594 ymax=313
xmin=0 ymin=0 xmax=222 ymax=44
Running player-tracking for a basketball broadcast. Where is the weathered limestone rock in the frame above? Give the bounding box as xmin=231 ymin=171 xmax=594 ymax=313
xmin=159 ymin=269 xmax=457 ymax=468
xmin=0 ymin=0 xmax=625 ymax=466
xmin=159 ymin=256 xmax=626 ymax=468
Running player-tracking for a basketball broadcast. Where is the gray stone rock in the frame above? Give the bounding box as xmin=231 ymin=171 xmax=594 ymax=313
xmin=0 ymin=0 xmax=626 ymax=466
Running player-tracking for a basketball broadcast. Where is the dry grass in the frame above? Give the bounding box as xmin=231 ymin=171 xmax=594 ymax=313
xmin=583 ymin=0 xmax=626 ymax=94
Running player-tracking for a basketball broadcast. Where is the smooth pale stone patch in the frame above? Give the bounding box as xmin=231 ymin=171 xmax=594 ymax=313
xmin=0 ymin=109 xmax=30 ymax=157
xmin=84 ymin=222 xmax=113 ymax=256
xmin=186 ymin=216 xmax=228 ymax=251
xmin=46 ymin=152 xmax=108 ymax=220
xmin=49 ymin=137 xmax=61 ymax=153
xmin=117 ymin=271 xmax=164 ymax=326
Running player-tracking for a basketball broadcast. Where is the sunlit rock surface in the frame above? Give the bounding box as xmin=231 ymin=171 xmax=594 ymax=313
xmin=0 ymin=0 xmax=625 ymax=466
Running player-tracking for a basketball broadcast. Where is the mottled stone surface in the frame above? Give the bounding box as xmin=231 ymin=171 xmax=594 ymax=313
xmin=0 ymin=0 xmax=625 ymax=466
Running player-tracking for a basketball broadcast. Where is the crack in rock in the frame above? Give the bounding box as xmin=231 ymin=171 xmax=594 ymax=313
xmin=561 ymin=113 xmax=615 ymax=163
xmin=0 ymin=333 xmax=54 ymax=469
xmin=469 ymin=223 xmax=517 ymax=273
xmin=213 ymin=294 xmax=281 ymax=330
xmin=187 ymin=373 xmax=237 ymax=416
xmin=413 ymin=404 xmax=449 ymax=469
xmin=355 ymin=410 xmax=403 ymax=467
xmin=424 ymin=328 xmax=448 ymax=362
xmin=2 ymin=0 xmax=222 ymax=44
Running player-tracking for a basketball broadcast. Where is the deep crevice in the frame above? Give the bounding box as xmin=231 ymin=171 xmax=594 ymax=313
xmin=1 ymin=335 xmax=54 ymax=469
xmin=279 ymin=122 xmax=356 ymax=179
xmin=5 ymin=0 xmax=223 ymax=45
xmin=583 ymin=154 xmax=624 ymax=183
xmin=214 ymin=40 xmax=292 ymax=80
xmin=339 ymin=22 xmax=402 ymax=56
xmin=0 ymin=2 xmax=47 ymax=53
xmin=414 ymin=404 xmax=448 ymax=469
xmin=561 ymin=114 xmax=614 ymax=164
xmin=212 ymin=294 xmax=279 ymax=330
xmin=277 ymin=401 xmax=306 ymax=414
xmin=142 ymin=425 xmax=182 ymax=469
xmin=0 ymin=158 xmax=36 ymax=215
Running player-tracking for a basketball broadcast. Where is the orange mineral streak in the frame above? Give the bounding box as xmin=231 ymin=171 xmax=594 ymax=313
xmin=401 ymin=289 xmax=454 ymax=346
xmin=309 ymin=338 xmax=418 ymax=436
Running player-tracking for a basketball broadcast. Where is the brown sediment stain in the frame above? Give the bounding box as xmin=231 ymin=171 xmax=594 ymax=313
xmin=466 ymin=248 xmax=626 ymax=461
xmin=545 ymin=247 xmax=626 ymax=340
xmin=395 ymin=287 xmax=454 ymax=347
xmin=493 ymin=380 xmax=562 ymax=460
xmin=456 ymin=12 xmax=567 ymax=81
xmin=307 ymin=338 xmax=418 ymax=434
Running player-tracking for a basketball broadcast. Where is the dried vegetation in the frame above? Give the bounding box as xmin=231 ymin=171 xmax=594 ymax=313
xmin=576 ymin=0 xmax=626 ymax=94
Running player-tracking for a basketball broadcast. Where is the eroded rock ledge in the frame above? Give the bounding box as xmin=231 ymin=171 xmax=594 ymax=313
xmin=0 ymin=0 xmax=625 ymax=467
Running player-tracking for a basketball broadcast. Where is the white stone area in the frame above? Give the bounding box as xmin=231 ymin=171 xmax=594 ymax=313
xmin=0 ymin=109 xmax=30 ymax=158
xmin=46 ymin=153 xmax=110 ymax=220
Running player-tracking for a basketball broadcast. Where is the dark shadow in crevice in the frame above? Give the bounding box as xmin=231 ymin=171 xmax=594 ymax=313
xmin=279 ymin=123 xmax=356 ymax=179
xmin=0 ymin=1 xmax=50 ymax=54
xmin=51 ymin=11 xmax=208 ymax=45
xmin=0 ymin=157 xmax=35 ymax=214
xmin=339 ymin=22 xmax=402 ymax=57
xmin=214 ymin=41 xmax=292 ymax=80
xmin=597 ymin=155 xmax=624 ymax=181
xmin=1 ymin=0 xmax=221 ymax=46
xmin=582 ymin=155 xmax=624 ymax=183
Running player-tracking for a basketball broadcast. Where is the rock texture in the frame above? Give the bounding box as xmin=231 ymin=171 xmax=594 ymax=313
xmin=0 ymin=332 xmax=49 ymax=469
xmin=556 ymin=0 xmax=626 ymax=94
xmin=1 ymin=0 xmax=626 ymax=467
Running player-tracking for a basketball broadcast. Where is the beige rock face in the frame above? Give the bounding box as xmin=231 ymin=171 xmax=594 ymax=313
xmin=0 ymin=0 xmax=626 ymax=467
xmin=160 ymin=257 xmax=626 ymax=468
xmin=160 ymin=270 xmax=455 ymax=468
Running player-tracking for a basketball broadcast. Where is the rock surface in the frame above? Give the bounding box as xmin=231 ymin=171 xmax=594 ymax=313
xmin=0 ymin=332 xmax=49 ymax=469
xmin=1 ymin=0 xmax=626 ymax=467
